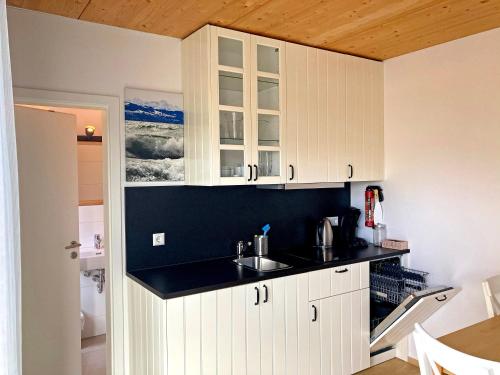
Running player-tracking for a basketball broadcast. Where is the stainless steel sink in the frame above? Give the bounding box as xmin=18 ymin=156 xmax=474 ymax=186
xmin=233 ymin=256 xmax=292 ymax=272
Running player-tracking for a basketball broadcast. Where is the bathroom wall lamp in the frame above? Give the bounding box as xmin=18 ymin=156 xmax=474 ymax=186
xmin=85 ymin=125 xmax=96 ymax=136
xmin=77 ymin=125 xmax=102 ymax=142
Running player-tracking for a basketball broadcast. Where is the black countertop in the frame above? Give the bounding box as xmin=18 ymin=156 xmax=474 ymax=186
xmin=127 ymin=245 xmax=409 ymax=299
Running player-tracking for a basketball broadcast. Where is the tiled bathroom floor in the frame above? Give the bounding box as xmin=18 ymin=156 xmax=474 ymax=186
xmin=82 ymin=334 xmax=106 ymax=375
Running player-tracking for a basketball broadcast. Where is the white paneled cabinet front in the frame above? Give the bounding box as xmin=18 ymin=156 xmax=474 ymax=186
xmin=309 ymin=289 xmax=370 ymax=375
xmin=182 ymin=25 xmax=286 ymax=186
xmin=345 ymin=56 xmax=384 ymax=182
xmin=183 ymin=26 xmax=383 ymax=186
xmin=127 ymin=266 xmax=369 ymax=375
xmin=285 ymin=43 xmax=346 ymax=183
xmin=285 ymin=42 xmax=384 ymax=183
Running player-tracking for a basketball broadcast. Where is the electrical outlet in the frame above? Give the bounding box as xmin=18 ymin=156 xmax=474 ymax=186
xmin=152 ymin=233 xmax=165 ymax=246
xmin=328 ymin=216 xmax=339 ymax=226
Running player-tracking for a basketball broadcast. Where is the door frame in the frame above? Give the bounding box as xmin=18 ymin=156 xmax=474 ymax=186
xmin=13 ymin=87 xmax=125 ymax=375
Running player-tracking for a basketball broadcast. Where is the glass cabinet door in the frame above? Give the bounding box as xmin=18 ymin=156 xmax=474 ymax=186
xmin=252 ymin=37 xmax=284 ymax=183
xmin=220 ymin=150 xmax=245 ymax=178
xmin=216 ymin=30 xmax=250 ymax=184
xmin=257 ymin=45 xmax=280 ymax=74
xmin=218 ymin=37 xmax=243 ymax=68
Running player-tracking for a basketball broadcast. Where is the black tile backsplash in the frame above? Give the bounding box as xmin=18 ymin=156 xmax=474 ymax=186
xmin=125 ymin=184 xmax=350 ymax=271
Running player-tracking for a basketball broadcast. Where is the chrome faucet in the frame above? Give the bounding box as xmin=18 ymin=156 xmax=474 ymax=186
xmin=236 ymin=241 xmax=249 ymax=258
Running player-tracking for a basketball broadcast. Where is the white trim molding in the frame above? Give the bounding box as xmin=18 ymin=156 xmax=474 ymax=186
xmin=13 ymin=87 xmax=126 ymax=375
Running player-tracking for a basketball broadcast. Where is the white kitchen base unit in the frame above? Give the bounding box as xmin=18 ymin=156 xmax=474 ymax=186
xmin=127 ymin=265 xmax=371 ymax=375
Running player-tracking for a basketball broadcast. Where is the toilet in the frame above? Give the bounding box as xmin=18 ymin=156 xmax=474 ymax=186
xmin=80 ymin=311 xmax=85 ymax=333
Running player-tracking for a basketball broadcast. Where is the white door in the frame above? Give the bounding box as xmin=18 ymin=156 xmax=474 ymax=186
xmin=15 ymin=106 xmax=82 ymax=375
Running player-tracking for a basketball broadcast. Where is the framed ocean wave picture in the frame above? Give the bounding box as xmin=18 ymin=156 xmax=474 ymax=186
xmin=124 ymin=88 xmax=184 ymax=183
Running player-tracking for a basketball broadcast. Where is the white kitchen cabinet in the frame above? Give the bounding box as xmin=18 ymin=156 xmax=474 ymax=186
xmin=309 ymin=267 xmax=331 ymax=300
xmin=185 ymin=294 xmax=202 ymax=375
xmin=248 ymin=279 xmax=288 ymax=375
xmin=246 ymin=283 xmax=261 ymax=375
xmin=296 ymin=273 xmax=311 ymax=375
xmin=232 ymin=285 xmax=247 ymax=375
xmin=166 ymin=297 xmax=184 ymax=374
xmin=183 ymin=26 xmax=383 ymax=185
xmin=285 ymin=42 xmax=384 ymax=183
xmin=345 ymin=56 xmax=384 ymax=182
xmin=309 ymin=261 xmax=370 ymax=301
xmin=201 ymin=291 xmax=217 ymax=374
xmin=182 ymin=25 xmax=286 ymax=185
xmin=127 ymin=266 xmax=369 ymax=375
xmin=217 ymin=287 xmax=233 ymax=375
xmin=285 ymin=43 xmax=346 ymax=183
xmin=251 ymin=36 xmax=286 ymax=185
xmin=309 ymin=288 xmax=370 ymax=375
xmin=331 ymin=261 xmax=370 ymax=295
xmin=128 ymin=279 xmax=168 ymax=375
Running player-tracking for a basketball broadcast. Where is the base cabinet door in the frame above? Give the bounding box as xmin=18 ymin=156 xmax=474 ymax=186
xmin=260 ymin=281 xmax=273 ymax=375
xmin=352 ymin=288 xmax=371 ymax=373
xmin=247 ymin=279 xmax=289 ymax=375
xmin=309 ymin=301 xmax=322 ymax=375
xmin=266 ymin=278 xmax=287 ymax=375
xmin=308 ymin=289 xmax=370 ymax=375
xmin=246 ymin=283 xmax=262 ymax=375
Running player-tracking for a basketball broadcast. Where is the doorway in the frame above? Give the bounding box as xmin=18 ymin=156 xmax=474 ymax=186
xmin=13 ymin=88 xmax=125 ymax=375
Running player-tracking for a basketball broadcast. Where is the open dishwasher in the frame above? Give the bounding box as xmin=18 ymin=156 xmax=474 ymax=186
xmin=369 ymin=257 xmax=460 ymax=354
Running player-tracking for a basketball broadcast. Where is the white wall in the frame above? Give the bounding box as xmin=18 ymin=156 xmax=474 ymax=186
xmin=353 ymin=27 xmax=500 ymax=341
xmin=7 ymin=7 xmax=181 ymax=102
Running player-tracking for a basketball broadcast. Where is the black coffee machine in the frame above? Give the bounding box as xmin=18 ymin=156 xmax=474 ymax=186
xmin=336 ymin=207 xmax=368 ymax=249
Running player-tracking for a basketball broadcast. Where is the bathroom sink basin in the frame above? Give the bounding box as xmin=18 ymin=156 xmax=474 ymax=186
xmin=233 ymin=256 xmax=292 ymax=272
xmin=80 ymin=248 xmax=105 ymax=271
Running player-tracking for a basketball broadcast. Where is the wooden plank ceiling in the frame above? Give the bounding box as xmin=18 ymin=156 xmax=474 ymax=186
xmin=7 ymin=0 xmax=500 ymax=60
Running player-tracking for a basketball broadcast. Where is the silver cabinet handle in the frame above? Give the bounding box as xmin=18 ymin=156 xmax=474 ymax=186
xmin=65 ymin=240 xmax=82 ymax=249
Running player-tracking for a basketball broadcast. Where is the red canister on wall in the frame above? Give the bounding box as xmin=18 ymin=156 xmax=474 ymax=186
xmin=365 ymin=188 xmax=375 ymax=227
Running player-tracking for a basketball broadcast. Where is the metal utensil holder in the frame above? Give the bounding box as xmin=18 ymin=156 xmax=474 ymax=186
xmin=254 ymin=235 xmax=268 ymax=257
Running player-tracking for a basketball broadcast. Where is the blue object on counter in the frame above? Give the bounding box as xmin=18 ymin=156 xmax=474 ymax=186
xmin=262 ymin=224 xmax=271 ymax=237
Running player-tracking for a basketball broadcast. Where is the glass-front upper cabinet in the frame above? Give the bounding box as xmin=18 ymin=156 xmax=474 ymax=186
xmin=251 ymin=36 xmax=285 ymax=183
xmin=208 ymin=28 xmax=285 ymax=185
xmin=214 ymin=28 xmax=251 ymax=184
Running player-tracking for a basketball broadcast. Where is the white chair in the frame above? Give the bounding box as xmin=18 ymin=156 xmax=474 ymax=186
xmin=413 ymin=323 xmax=500 ymax=375
xmin=483 ymin=274 xmax=500 ymax=318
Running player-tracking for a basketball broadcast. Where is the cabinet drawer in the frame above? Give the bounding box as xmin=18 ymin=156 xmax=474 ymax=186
xmin=308 ymin=261 xmax=369 ymax=301
xmin=331 ymin=262 xmax=369 ymax=295
xmin=309 ymin=268 xmax=331 ymax=301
